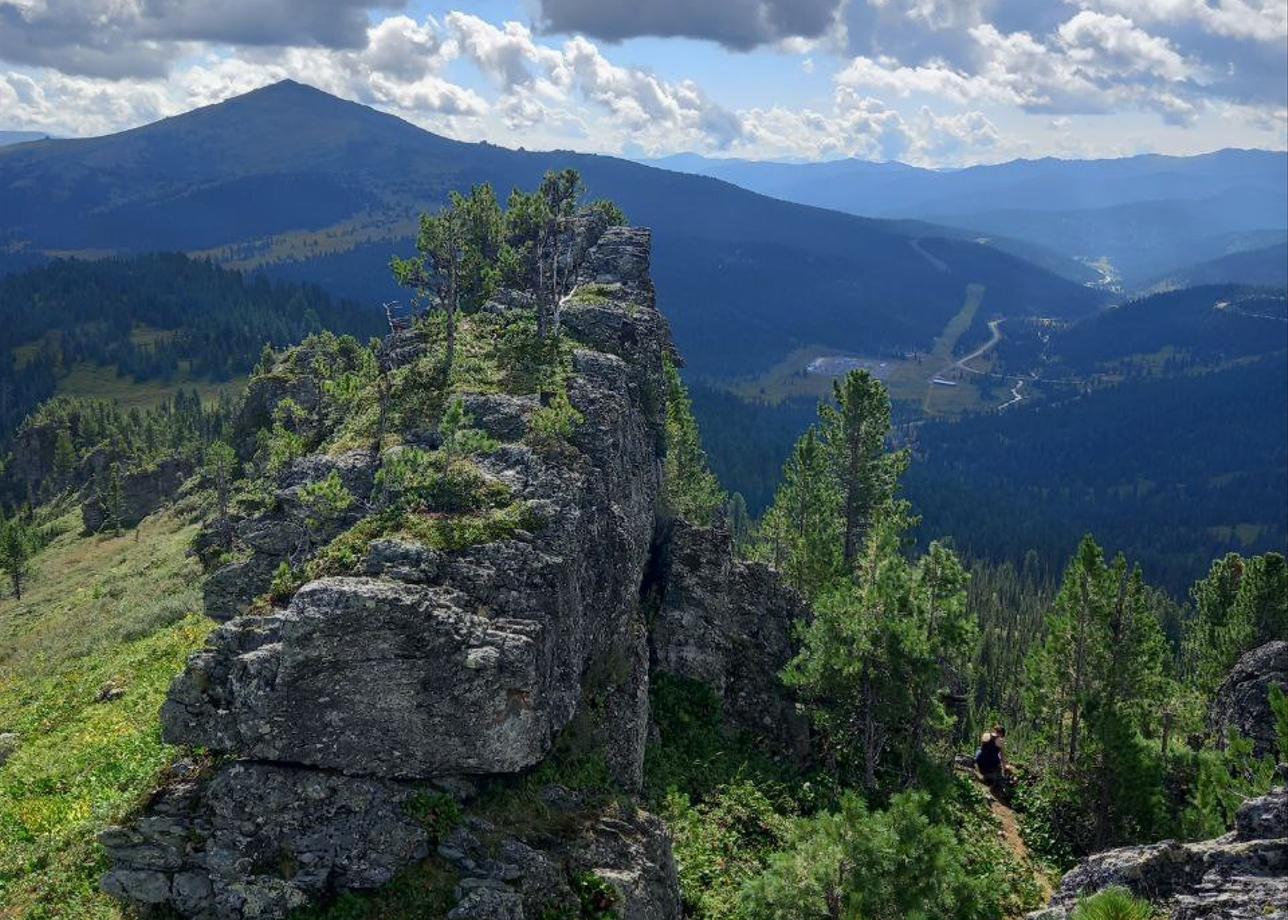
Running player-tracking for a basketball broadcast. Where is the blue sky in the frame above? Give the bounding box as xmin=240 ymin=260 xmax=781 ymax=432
xmin=1 ymin=0 xmax=1284 ymax=165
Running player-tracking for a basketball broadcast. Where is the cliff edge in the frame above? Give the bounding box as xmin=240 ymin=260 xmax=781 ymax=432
xmin=100 ymin=226 xmax=805 ymax=919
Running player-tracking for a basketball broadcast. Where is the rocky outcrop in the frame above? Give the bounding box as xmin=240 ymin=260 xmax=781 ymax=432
xmin=1030 ymin=644 xmax=1288 ymax=920
xmin=1209 ymin=641 xmax=1288 ymax=759
xmin=1028 ymin=777 xmax=1288 ymax=920
xmin=649 ymin=519 xmax=810 ymax=761
xmin=438 ymin=797 xmax=680 ymax=920
xmin=81 ymin=456 xmax=193 ymax=532
xmin=100 ymin=760 xmax=430 ymax=918
xmin=199 ymin=448 xmax=377 ymax=621
xmin=103 ymin=227 xmax=698 ymax=919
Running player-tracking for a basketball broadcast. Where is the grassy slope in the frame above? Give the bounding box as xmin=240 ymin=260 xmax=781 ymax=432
xmin=55 ymin=362 xmax=243 ymax=410
xmin=0 ymin=510 xmax=213 ymax=919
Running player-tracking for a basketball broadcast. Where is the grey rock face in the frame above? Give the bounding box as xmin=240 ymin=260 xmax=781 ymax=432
xmin=106 ymin=228 xmax=688 ymax=917
xmin=200 ymin=449 xmax=377 ymax=621
xmin=164 ymin=577 xmax=553 ymax=777
xmin=81 ymin=457 xmax=193 ymax=532
xmin=1028 ymin=783 xmax=1288 ymax=920
xmin=1209 ymin=641 xmax=1288 ymax=759
xmin=101 ymin=762 xmax=428 ymax=919
xmin=435 ymin=800 xmax=681 ymax=920
xmin=650 ymin=519 xmax=811 ymax=761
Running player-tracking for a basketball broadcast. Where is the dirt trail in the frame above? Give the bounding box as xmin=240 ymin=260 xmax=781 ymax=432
xmin=957 ymin=767 xmax=1055 ymax=908
xmin=987 ymin=792 xmax=1054 ymax=902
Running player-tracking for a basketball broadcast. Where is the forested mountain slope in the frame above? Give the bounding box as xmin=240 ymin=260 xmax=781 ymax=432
xmin=0 ymin=255 xmax=381 ymax=447
xmin=906 ymin=351 xmax=1288 ymax=593
xmin=1146 ymin=242 xmax=1288 ymax=290
xmin=651 ymin=149 xmax=1288 ymax=289
xmin=0 ymin=80 xmax=1102 ymax=378
xmin=1045 ymin=284 xmax=1287 ymax=373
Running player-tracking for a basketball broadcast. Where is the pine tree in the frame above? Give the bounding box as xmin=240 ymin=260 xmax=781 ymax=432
xmin=819 ymin=370 xmax=907 ymax=566
xmin=52 ymin=430 xmax=76 ymax=483
xmin=1186 ymin=552 xmax=1288 ymax=699
xmin=1024 ymin=535 xmax=1173 ymax=851
xmin=759 ymin=427 xmax=842 ymax=599
xmin=661 ymin=359 xmax=725 ymax=526
xmin=392 ymin=183 xmax=505 ymax=378
xmin=0 ymin=513 xmax=37 ymax=599
xmin=203 ymin=440 xmax=239 ymax=544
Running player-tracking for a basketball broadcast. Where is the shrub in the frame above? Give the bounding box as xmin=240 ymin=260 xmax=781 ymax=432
xmin=438 ymin=398 xmax=499 ymax=459
xmin=571 ymin=871 xmax=619 ymax=919
xmin=374 ymin=448 xmax=509 ymax=515
xmin=740 ymin=791 xmax=1012 ymax=920
xmin=267 ymin=560 xmax=305 ymax=606
xmin=298 ymin=471 xmax=356 ymax=537
xmin=664 ymin=783 xmax=792 ymax=920
xmin=261 ymin=398 xmax=309 ymax=473
xmin=528 ymin=391 xmax=584 ymax=450
xmin=404 ymin=791 xmax=462 ymax=844
xmin=1070 ymin=888 xmax=1158 ymax=920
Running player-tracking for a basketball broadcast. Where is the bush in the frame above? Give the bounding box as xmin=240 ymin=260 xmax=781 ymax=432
xmin=528 ymin=391 xmax=584 ymax=450
xmin=298 ymin=471 xmax=356 ymax=536
xmin=404 ymin=791 xmax=462 ymax=844
xmin=571 ymin=871 xmax=619 ymax=919
xmin=664 ymin=783 xmax=792 ymax=920
xmin=374 ymin=448 xmax=509 ymax=515
xmin=740 ymin=791 xmax=1018 ymax=920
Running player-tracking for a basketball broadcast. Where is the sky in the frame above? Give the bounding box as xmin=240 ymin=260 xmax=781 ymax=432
xmin=0 ymin=0 xmax=1285 ymax=166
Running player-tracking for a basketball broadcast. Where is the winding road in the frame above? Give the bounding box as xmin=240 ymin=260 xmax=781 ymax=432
xmin=928 ymin=318 xmax=1029 ymax=410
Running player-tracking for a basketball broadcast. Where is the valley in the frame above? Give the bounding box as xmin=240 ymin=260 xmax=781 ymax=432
xmin=0 ymin=70 xmax=1284 ymax=920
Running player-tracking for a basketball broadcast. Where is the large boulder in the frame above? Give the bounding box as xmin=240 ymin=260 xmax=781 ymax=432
xmin=164 ymin=577 xmax=552 ymax=777
xmin=1209 ymin=641 xmax=1288 ymax=759
xmin=649 ymin=519 xmax=811 ymax=761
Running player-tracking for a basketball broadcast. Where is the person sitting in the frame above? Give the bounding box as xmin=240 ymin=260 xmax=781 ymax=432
xmin=974 ymin=724 xmax=1008 ymax=787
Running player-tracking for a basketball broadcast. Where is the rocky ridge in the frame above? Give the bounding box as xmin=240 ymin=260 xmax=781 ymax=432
xmin=1029 ymin=642 xmax=1288 ymax=920
xmin=1028 ymin=779 xmax=1287 ymax=920
xmin=101 ymin=226 xmax=805 ymax=918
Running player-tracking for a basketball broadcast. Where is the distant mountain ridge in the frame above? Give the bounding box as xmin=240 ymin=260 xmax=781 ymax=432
xmin=646 ymin=149 xmax=1288 ymax=289
xmin=0 ymin=80 xmax=1102 ymax=378
xmin=1145 ymin=242 xmax=1288 ymax=291
xmin=0 ymin=131 xmax=53 ymax=147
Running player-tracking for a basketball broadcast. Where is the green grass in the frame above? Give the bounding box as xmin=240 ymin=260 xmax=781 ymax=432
xmin=56 ymin=362 xmax=242 ymax=410
xmin=723 ymin=285 xmax=1000 ymax=419
xmin=0 ymin=511 xmax=215 ymax=919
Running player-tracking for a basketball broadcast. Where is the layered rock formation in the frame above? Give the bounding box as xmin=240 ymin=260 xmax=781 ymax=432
xmin=81 ymin=456 xmax=193 ymax=532
xmin=649 ymin=518 xmax=810 ymax=762
xmin=102 ymin=226 xmax=800 ymax=919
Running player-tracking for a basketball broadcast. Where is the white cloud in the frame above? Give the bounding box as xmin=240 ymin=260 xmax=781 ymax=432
xmin=445 ymin=14 xmax=744 ymax=150
xmin=0 ymin=6 xmax=1281 ymax=164
xmin=0 ymin=0 xmax=389 ymax=77
xmin=1057 ymin=11 xmax=1192 ymax=81
xmin=1067 ymin=0 xmax=1288 ymax=43
xmin=836 ymin=12 xmax=1203 ymax=123
xmin=837 ymin=54 xmax=1015 ymax=105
